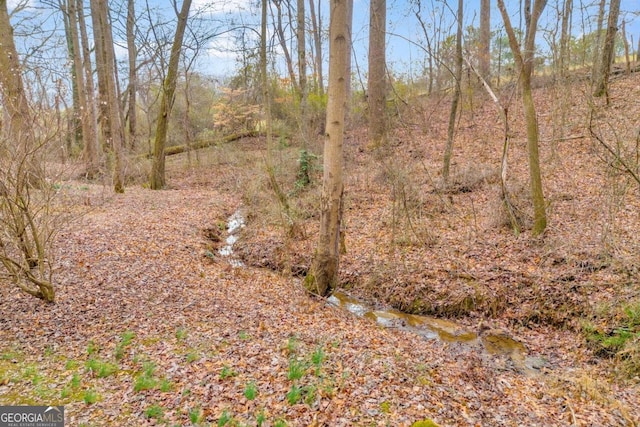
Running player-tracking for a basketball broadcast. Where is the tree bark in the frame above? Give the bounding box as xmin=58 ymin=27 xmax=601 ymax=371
xmin=305 ymin=0 xmax=348 ymax=296
xmin=126 ymin=0 xmax=138 ymax=150
xmin=150 ymin=0 xmax=192 ymax=190
xmin=559 ymin=0 xmax=572 ymax=77
xmin=497 ymin=0 xmax=548 ymax=235
xmin=76 ymin=0 xmax=100 ymax=176
xmin=479 ymin=0 xmax=491 ymax=80
xmin=90 ymin=0 xmax=124 ymax=193
xmin=593 ymin=0 xmax=621 ymax=98
xmin=443 ymin=0 xmax=463 ymax=183
xmin=60 ymin=0 xmax=82 ymax=150
xmin=308 ymin=0 xmax=324 ymax=96
xmin=591 ymin=0 xmax=607 ymax=82
xmin=296 ymin=0 xmax=310 ymax=148
xmin=367 ymin=0 xmax=386 ymax=147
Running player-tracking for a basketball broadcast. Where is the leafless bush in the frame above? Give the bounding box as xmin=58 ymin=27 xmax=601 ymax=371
xmin=0 ymin=128 xmax=60 ymax=302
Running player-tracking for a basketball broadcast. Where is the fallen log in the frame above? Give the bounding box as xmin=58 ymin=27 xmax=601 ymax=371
xmin=143 ymin=130 xmax=258 ymax=158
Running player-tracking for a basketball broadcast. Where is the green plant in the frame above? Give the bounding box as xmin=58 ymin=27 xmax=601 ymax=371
xmin=218 ymin=409 xmax=232 ymax=426
xmin=287 ymin=359 xmax=305 ymax=381
xmin=134 ymin=375 xmax=157 ymax=392
xmin=159 ymin=378 xmax=173 ymax=392
xmin=311 ymin=346 xmax=324 ymax=376
xmin=583 ymin=301 xmax=640 ymax=375
xmin=115 ymin=331 xmax=135 ymax=360
xmin=186 ymin=351 xmax=199 ymax=363
xmin=244 ymin=382 xmax=257 ymax=400
xmin=86 ymin=341 xmax=99 ymax=356
xmin=256 ymin=410 xmax=266 ymax=427
xmin=239 ymin=330 xmax=251 ymax=340
xmin=175 ymin=327 xmax=188 ymax=341
xmin=64 ymin=360 xmax=79 ymax=370
xmin=303 ymin=384 xmax=317 ymax=405
xmin=295 ymin=149 xmax=318 ymax=189
xmin=286 ymin=336 xmax=298 ymax=355
xmin=83 ymin=389 xmax=98 ymax=404
xmin=144 ymin=404 xmax=164 ymax=420
xmin=274 ymin=418 xmax=288 ymax=427
xmin=189 ymin=406 xmax=203 ymax=424
xmin=86 ymin=358 xmax=118 ymax=378
xmin=220 ymin=365 xmax=236 ymax=380
xmin=70 ymin=373 xmax=81 ymax=388
xmin=286 ymin=384 xmax=302 ymax=405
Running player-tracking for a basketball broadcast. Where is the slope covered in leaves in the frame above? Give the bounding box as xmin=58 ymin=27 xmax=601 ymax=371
xmin=0 ymin=155 xmax=637 ymax=426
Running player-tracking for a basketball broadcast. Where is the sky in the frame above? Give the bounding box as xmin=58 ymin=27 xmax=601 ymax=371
xmin=6 ymin=0 xmax=640 ymax=80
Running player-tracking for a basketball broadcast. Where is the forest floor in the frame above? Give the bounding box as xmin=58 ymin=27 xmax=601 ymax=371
xmin=1 ymin=73 xmax=640 ymax=426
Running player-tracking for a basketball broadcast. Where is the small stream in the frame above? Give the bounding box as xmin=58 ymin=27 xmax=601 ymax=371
xmin=219 ymin=209 xmax=545 ymax=375
xmin=218 ymin=210 xmax=246 ymax=267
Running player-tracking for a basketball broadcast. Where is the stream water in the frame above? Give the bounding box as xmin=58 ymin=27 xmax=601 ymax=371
xmin=220 ymin=210 xmax=545 ymax=375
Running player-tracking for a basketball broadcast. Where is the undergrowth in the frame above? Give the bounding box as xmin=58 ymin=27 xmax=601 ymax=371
xmin=583 ymin=301 xmax=640 ymax=376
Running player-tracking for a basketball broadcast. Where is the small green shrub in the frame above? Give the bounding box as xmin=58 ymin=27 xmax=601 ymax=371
xmin=218 ymin=409 xmax=232 ymax=426
xmin=115 ymin=331 xmax=135 ymax=360
xmin=244 ymin=382 xmax=257 ymax=400
xmin=144 ymin=404 xmax=164 ymax=420
xmin=86 ymin=341 xmax=99 ymax=356
xmin=220 ymin=365 xmax=236 ymax=380
xmin=83 ymin=389 xmax=98 ymax=404
xmin=86 ymin=359 xmax=118 ymax=378
xmin=287 ymin=359 xmax=305 ymax=381
xmin=583 ymin=301 xmax=640 ymax=375
xmin=189 ymin=406 xmax=203 ymax=424
xmin=134 ymin=375 xmax=157 ymax=392
xmin=175 ymin=327 xmax=188 ymax=341
xmin=286 ymin=384 xmax=302 ymax=405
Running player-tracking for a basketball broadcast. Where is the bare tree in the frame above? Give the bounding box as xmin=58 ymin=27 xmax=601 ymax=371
xmin=90 ymin=0 xmax=125 ymax=193
xmin=126 ymin=0 xmax=138 ymax=150
xmin=368 ymin=0 xmax=386 ymax=147
xmin=305 ymin=0 xmax=348 ymax=296
xmin=593 ymin=0 xmax=622 ymax=99
xmin=443 ymin=0 xmax=463 ymax=183
xmin=497 ymin=0 xmax=548 ymax=235
xmin=77 ymin=0 xmax=101 ymax=174
xmin=308 ymin=0 xmax=323 ymax=96
xmin=150 ymin=0 xmax=192 ymax=189
xmin=0 ymin=0 xmax=56 ymax=302
xmin=479 ymin=0 xmax=491 ymax=80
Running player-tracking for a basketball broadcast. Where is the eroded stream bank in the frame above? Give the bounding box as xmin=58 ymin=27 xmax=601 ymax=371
xmin=220 ymin=209 xmax=546 ymax=375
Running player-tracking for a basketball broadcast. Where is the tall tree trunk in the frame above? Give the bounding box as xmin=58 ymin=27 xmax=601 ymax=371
xmin=0 ymin=1 xmax=32 ymax=153
xmin=497 ymin=0 xmax=548 ymax=235
xmin=305 ymin=0 xmax=348 ymax=297
xmin=559 ymin=0 xmax=572 ymax=77
xmin=126 ymin=0 xmax=138 ymax=150
xmin=90 ymin=0 xmax=124 ymax=193
xmin=479 ymin=0 xmax=491 ymax=80
xmin=297 ymin=0 xmax=309 ymax=148
xmin=368 ymin=0 xmax=386 ymax=147
xmin=591 ymin=0 xmax=606 ymax=81
xmin=621 ymin=19 xmax=630 ymax=74
xmin=76 ymin=0 xmax=100 ymax=176
xmin=60 ymin=0 xmax=82 ymax=151
xmin=443 ymin=0 xmax=463 ymax=183
xmin=149 ymin=0 xmax=192 ymax=190
xmin=308 ymin=0 xmax=323 ymax=96
xmin=593 ymin=0 xmax=621 ymax=99
xmin=66 ymin=0 xmax=99 ymax=177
